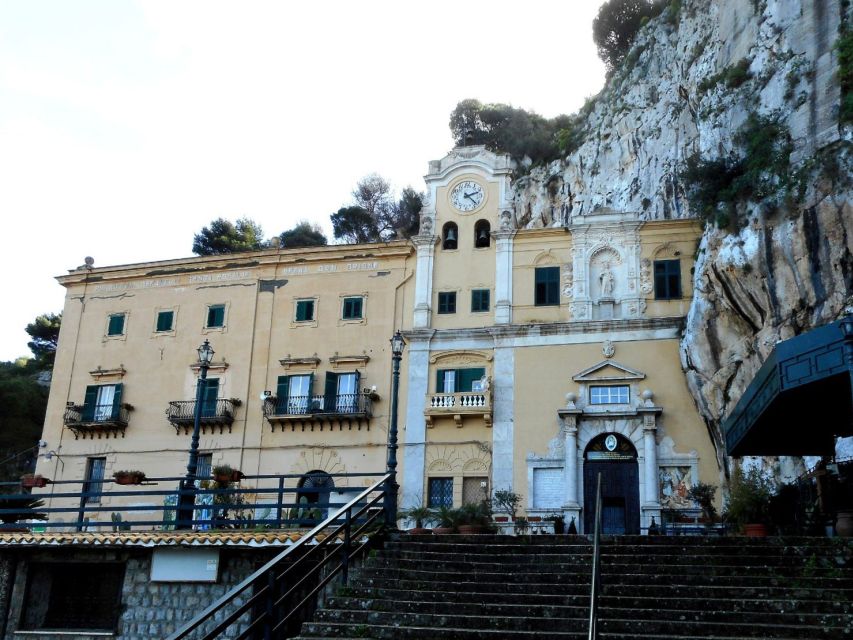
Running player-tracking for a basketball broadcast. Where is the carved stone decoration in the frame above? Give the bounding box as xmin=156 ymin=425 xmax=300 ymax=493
xmin=598 ymin=263 xmax=615 ymax=297
xmin=640 ymin=258 xmax=654 ymax=294
xmin=602 ymin=340 xmax=615 ymax=359
xmin=570 ymin=302 xmax=587 ymax=319
xmin=562 ymin=262 xmax=574 ymax=298
xmin=420 ymin=214 xmax=434 ymax=236
xmin=500 ymin=210 xmax=513 ymax=230
xmin=590 ymin=247 xmax=621 ymax=300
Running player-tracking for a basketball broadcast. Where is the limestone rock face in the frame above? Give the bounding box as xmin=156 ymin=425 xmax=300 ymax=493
xmin=511 ymin=0 xmax=852 ymax=467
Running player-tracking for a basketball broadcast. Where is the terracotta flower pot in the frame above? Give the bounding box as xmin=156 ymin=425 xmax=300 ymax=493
xmin=20 ymin=475 xmax=48 ymax=489
xmin=744 ymin=523 xmax=768 ymax=537
xmin=407 ymin=527 xmax=432 ymax=535
xmin=114 ymin=473 xmax=145 ymax=485
xmin=457 ymin=524 xmax=486 ymax=535
xmin=432 ymin=526 xmax=455 ymax=535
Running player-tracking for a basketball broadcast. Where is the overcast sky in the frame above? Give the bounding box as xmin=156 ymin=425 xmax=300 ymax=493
xmin=0 ymin=0 xmax=607 ymax=361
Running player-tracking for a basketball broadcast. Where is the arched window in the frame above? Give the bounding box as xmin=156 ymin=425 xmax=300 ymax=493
xmin=442 ymin=222 xmax=458 ymax=250
xmin=474 ymin=220 xmax=491 ymax=248
xmin=297 ymin=470 xmax=334 ymax=505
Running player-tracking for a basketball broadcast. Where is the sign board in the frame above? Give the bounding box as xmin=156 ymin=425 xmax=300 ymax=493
xmin=151 ymin=547 xmax=220 ymax=583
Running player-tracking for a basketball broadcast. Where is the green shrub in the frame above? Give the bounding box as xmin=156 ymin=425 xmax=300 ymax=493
xmin=836 ymin=28 xmax=853 ymax=124
xmin=698 ymin=58 xmax=752 ymax=93
xmin=724 ymin=466 xmax=774 ymax=526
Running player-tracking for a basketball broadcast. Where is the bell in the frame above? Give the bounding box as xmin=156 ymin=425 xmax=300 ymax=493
xmin=445 ymin=227 xmax=457 ymax=247
xmin=477 ymin=228 xmax=490 ymax=246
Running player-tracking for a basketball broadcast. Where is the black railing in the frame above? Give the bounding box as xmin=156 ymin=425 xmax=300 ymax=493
xmin=64 ymin=403 xmax=130 ymax=426
xmin=262 ymin=393 xmax=372 ymax=418
xmin=588 ymin=472 xmax=603 ymax=640
xmin=0 ymin=472 xmax=387 ymax=532
xmin=167 ymin=473 xmax=390 ymax=640
xmin=167 ymin=399 xmax=239 ymax=427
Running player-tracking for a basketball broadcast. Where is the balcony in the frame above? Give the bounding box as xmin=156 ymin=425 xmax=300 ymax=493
xmin=263 ymin=393 xmax=372 ymax=431
xmin=424 ymin=391 xmax=492 ymax=428
xmin=64 ymin=403 xmax=130 ymax=439
xmin=166 ymin=398 xmax=240 ymax=434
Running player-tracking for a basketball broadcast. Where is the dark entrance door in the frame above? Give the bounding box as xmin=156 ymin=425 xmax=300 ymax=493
xmin=583 ymin=434 xmax=640 ymax=534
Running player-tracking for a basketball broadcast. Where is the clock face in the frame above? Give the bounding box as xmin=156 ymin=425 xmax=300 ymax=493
xmin=450 ymin=181 xmax=484 ymax=212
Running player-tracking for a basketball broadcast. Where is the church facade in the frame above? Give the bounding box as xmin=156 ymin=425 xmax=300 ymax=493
xmin=35 ymin=146 xmax=716 ymax=534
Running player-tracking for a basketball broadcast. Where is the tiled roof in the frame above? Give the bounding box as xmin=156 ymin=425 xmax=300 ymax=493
xmin=0 ymin=529 xmax=325 ymax=548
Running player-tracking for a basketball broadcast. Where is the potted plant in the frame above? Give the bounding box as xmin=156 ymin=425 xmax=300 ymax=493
xmin=0 ymin=495 xmax=47 ymax=525
xmin=113 ymin=470 xmax=146 ymax=485
xmin=492 ymin=489 xmax=521 ymax=522
xmin=724 ymin=466 xmax=773 ymax=536
xmin=20 ymin=474 xmax=49 ymax=489
xmin=687 ymin=482 xmax=718 ymax=530
xmin=430 ymin=505 xmax=459 ymax=534
xmin=514 ymin=516 xmax=529 ymax=534
xmin=212 ymin=464 xmax=243 ymax=485
xmin=400 ymin=505 xmax=434 ymax=534
xmin=546 ymin=514 xmax=565 ymax=534
xmin=457 ymin=502 xmax=492 ymax=534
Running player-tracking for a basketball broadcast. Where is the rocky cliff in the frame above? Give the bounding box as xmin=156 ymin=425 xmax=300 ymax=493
xmin=511 ymin=0 xmax=853 ymax=470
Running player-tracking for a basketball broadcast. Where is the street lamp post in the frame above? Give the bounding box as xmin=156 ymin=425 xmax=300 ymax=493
xmin=177 ymin=339 xmax=215 ymax=529
xmin=385 ymin=330 xmax=405 ymax=528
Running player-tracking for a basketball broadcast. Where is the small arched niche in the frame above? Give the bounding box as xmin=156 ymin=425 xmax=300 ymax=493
xmin=442 ymin=222 xmax=458 ymax=250
xmin=474 ymin=220 xmax=491 ymax=248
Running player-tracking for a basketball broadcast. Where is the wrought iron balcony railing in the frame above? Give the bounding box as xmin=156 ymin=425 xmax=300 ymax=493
xmin=424 ymin=391 xmax=492 ymax=428
xmin=262 ymin=393 xmax=372 ymax=429
xmin=63 ymin=403 xmax=131 ymax=439
xmin=166 ymin=398 xmax=240 ymax=434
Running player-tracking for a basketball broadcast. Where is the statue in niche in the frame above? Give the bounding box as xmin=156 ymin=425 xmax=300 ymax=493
xmin=420 ymin=215 xmax=433 ymax=236
xmin=599 ymin=263 xmax=615 ymax=297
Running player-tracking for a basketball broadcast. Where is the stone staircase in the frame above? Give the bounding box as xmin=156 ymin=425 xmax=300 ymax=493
xmin=295 ymin=534 xmax=853 ymax=639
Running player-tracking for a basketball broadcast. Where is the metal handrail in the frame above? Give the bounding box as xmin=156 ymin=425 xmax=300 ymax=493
xmin=167 ymin=472 xmax=391 ymax=640
xmin=587 ymin=472 xmax=603 ymax=640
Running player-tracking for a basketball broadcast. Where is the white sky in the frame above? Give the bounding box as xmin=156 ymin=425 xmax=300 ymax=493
xmin=0 ymin=0 xmax=606 ymax=361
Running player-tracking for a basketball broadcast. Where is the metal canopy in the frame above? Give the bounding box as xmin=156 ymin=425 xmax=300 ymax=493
xmin=724 ymin=315 xmax=853 ymax=457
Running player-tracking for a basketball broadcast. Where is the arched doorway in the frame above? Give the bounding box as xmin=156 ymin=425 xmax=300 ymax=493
xmin=583 ymin=433 xmax=640 ymax=534
xmin=297 ymin=470 xmax=335 ymax=519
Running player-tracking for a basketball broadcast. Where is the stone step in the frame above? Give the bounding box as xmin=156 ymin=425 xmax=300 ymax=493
xmin=333 ymin=586 xmax=853 ymax=614
xmin=324 ymin=595 xmax=852 ymax=627
xmin=391 ymin=534 xmax=852 ymax=547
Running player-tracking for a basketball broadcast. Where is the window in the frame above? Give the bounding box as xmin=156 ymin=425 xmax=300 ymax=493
xmin=474 ymin=220 xmax=491 ymax=248
xmin=437 ymin=367 xmax=486 ymax=393
xmin=462 ymin=477 xmax=488 ymax=505
xmin=83 ymin=457 xmax=106 ymax=505
xmin=197 ymin=453 xmax=213 ymax=479
xmin=471 ymin=289 xmax=490 ymax=312
xmin=325 ymin=371 xmax=360 ymax=413
xmin=155 ymin=310 xmax=174 ymax=332
xmin=82 ymin=383 xmax=123 ymax=422
xmin=437 ymin=291 xmax=456 ymax=314
xmin=276 ymin=374 xmax=313 ymax=414
xmin=534 ymin=267 xmax=560 ymax=306
xmin=200 ymin=378 xmax=220 ymax=417
xmin=20 ymin=562 xmax=125 ymax=631
xmin=428 ymin=477 xmax=453 ymax=508
xmin=295 ymin=299 xmax=315 ymax=322
xmin=442 ymin=222 xmax=458 ymax=250
xmin=654 ymin=259 xmax=682 ymax=299
xmin=206 ymin=304 xmax=225 ymax=328
xmin=589 ymin=385 xmax=630 ymax=405
xmin=342 ymin=297 xmax=363 ymax=320
xmin=106 ymin=313 xmax=125 ymax=336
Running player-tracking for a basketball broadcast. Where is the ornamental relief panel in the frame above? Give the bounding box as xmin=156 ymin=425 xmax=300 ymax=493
xmin=425 ymin=444 xmax=492 ymax=474
xmin=429 ymin=350 xmax=493 ymax=366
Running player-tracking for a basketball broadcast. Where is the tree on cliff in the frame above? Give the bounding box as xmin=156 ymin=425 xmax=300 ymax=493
xmin=449 ymin=99 xmax=574 ymax=163
xmin=592 ymin=0 xmax=664 ymax=72
xmin=25 ymin=312 xmax=61 ymax=369
xmin=278 ymin=221 xmax=328 ymax=248
xmin=330 ymin=175 xmax=423 ymax=243
xmin=192 ymin=217 xmax=265 ymax=255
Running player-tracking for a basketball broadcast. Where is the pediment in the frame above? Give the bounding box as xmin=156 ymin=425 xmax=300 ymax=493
xmin=572 ymin=360 xmax=646 ymax=382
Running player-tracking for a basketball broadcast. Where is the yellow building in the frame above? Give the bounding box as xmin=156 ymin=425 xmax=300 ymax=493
xmin=35 ymin=146 xmax=714 ymax=534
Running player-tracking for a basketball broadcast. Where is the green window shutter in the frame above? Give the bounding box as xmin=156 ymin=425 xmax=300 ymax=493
xmin=457 ymin=368 xmax=486 ymax=392
xmin=535 ymin=267 xmax=560 ymax=305
xmin=82 ymin=385 xmax=98 ymax=421
xmin=207 ymin=305 xmax=225 ymax=328
xmin=111 ymin=383 xmax=123 ymax=420
xmin=201 ymin=378 xmax=219 ymax=417
xmin=156 ymin=311 xmax=174 ymax=332
xmin=324 ymin=372 xmax=338 ymax=411
xmin=107 ymin=314 xmax=125 ymax=336
xmin=296 ymin=300 xmax=314 ymax=322
xmin=436 ymin=369 xmax=445 ymax=393
xmin=276 ymin=375 xmax=290 ymax=414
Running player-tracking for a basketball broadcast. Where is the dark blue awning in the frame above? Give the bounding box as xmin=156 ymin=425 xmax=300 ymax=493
xmin=724 ymin=316 xmax=853 ymax=457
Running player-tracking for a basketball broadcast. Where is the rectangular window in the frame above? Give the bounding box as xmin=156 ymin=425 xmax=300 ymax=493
xmin=200 ymin=378 xmax=220 ymax=418
xmin=155 ymin=310 xmax=174 ymax=332
xmin=206 ymin=304 xmax=226 ymax=328
xmin=197 ymin=453 xmax=213 ymax=479
xmin=106 ymin=313 xmax=126 ymax=336
xmin=342 ymin=297 xmax=363 ymax=320
xmin=82 ymin=383 xmax=123 ymax=423
xmin=437 ymin=291 xmax=456 ymax=314
xmin=20 ymin=562 xmax=125 ymax=631
xmin=83 ymin=457 xmax=106 ymax=505
xmin=471 ymin=289 xmax=490 ymax=312
xmin=276 ymin=374 xmax=313 ymax=414
xmin=654 ymin=259 xmax=682 ymax=299
xmin=427 ymin=477 xmax=453 ymax=508
xmin=534 ymin=267 xmax=560 ymax=306
xmin=437 ymin=367 xmax=486 ymax=393
xmin=295 ymin=299 xmax=315 ymax=322
xmin=589 ymin=385 xmax=630 ymax=405
xmin=462 ymin=477 xmax=488 ymax=505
